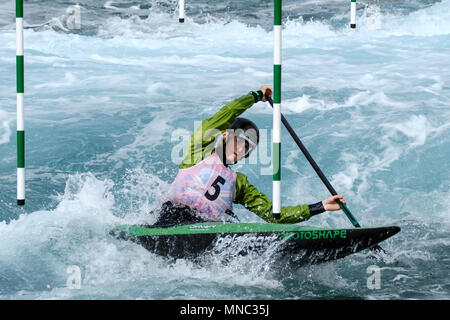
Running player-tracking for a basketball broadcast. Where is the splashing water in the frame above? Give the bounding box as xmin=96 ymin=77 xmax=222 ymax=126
xmin=0 ymin=0 xmax=449 ymax=299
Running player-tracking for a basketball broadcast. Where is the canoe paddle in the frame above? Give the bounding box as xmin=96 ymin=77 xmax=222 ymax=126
xmin=265 ymin=95 xmax=385 ymax=253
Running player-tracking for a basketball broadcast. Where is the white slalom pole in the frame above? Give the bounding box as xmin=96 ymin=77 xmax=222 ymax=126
xmin=179 ymin=0 xmax=185 ymax=23
xmin=350 ymin=0 xmax=356 ymax=28
xmin=16 ymin=0 xmax=25 ymax=206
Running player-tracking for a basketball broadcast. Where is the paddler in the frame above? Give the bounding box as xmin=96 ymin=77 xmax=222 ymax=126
xmin=153 ymin=85 xmax=346 ymax=226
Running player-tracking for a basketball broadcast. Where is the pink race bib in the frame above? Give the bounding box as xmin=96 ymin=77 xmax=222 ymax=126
xmin=167 ymin=152 xmax=237 ymax=221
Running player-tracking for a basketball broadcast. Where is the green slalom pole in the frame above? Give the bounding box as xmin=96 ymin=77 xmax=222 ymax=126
xmin=16 ymin=0 xmax=25 ymax=206
xmin=272 ymin=0 xmax=282 ymax=220
xmin=266 ymin=96 xmax=384 ymax=253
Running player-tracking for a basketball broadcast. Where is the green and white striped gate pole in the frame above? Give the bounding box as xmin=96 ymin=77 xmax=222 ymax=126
xmin=179 ymin=0 xmax=185 ymax=23
xmin=350 ymin=0 xmax=356 ymax=28
xmin=273 ymin=0 xmax=282 ymax=220
xmin=16 ymin=0 xmax=25 ymax=206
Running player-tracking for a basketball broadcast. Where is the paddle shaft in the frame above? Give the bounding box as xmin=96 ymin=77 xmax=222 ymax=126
xmin=266 ymin=97 xmax=361 ymax=227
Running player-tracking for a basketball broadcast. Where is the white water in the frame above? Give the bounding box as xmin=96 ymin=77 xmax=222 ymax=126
xmin=0 ymin=0 xmax=449 ymax=299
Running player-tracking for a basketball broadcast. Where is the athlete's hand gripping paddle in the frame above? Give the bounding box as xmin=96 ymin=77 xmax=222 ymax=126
xmin=264 ymin=91 xmax=385 ymax=253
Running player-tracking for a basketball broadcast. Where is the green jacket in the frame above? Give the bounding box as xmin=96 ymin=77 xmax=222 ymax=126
xmin=178 ymin=93 xmax=311 ymax=223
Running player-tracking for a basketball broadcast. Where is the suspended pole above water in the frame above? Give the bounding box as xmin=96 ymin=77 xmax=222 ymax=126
xmin=350 ymin=0 xmax=356 ymax=28
xmin=273 ymin=0 xmax=282 ymax=220
xmin=16 ymin=0 xmax=25 ymax=206
xmin=179 ymin=0 xmax=185 ymax=23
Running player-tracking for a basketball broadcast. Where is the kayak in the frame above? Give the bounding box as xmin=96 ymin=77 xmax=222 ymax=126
xmin=111 ymin=222 xmax=400 ymax=266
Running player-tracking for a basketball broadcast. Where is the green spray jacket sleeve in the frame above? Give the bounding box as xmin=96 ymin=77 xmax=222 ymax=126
xmin=179 ymin=94 xmax=255 ymax=169
xmin=233 ymin=172 xmax=311 ymax=223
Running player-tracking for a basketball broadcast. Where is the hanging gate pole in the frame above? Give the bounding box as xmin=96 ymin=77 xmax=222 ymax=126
xmin=350 ymin=0 xmax=356 ymax=28
xmin=179 ymin=0 xmax=185 ymax=23
xmin=16 ymin=0 xmax=25 ymax=206
xmin=273 ymin=0 xmax=282 ymax=220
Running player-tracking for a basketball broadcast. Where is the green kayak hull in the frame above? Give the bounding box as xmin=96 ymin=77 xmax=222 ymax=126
xmin=111 ymin=222 xmax=400 ymax=266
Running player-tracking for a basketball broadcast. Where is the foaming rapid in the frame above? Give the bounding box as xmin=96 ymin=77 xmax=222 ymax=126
xmin=0 ymin=0 xmax=449 ymax=299
xmin=0 ymin=173 xmax=288 ymax=299
xmin=0 ymin=173 xmax=118 ymax=298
